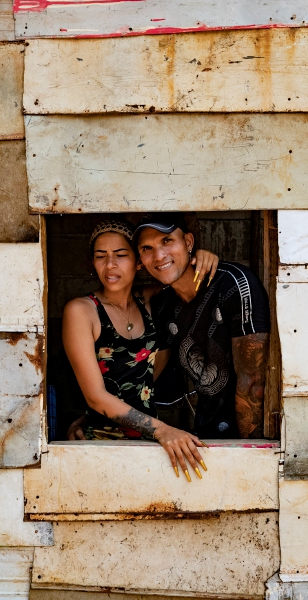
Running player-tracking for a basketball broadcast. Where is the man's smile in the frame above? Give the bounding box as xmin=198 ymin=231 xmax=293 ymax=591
xmin=155 ymin=261 xmax=173 ymax=271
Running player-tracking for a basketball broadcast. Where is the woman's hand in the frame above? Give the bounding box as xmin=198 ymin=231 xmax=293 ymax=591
xmin=192 ymin=249 xmax=219 ymax=290
xmin=154 ymin=422 xmax=207 ymax=481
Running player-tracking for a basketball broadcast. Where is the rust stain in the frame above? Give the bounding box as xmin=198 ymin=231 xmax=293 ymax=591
xmin=6 ymin=332 xmax=28 ymax=346
xmin=24 ymin=334 xmax=44 ymax=373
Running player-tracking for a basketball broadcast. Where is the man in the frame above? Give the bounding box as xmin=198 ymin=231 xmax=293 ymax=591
xmin=134 ymin=213 xmax=270 ymax=439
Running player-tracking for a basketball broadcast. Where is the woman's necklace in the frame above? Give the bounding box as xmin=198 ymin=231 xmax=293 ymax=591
xmin=101 ymin=296 xmax=134 ymax=332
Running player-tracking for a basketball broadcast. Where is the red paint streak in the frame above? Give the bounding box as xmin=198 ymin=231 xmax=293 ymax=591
xmin=150 ymin=18 xmax=166 ymax=22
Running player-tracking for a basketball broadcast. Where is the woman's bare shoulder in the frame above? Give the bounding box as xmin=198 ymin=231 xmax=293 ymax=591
xmin=63 ymin=296 xmax=96 ymax=318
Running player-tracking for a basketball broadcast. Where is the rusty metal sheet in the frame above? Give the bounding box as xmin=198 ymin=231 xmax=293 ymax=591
xmin=0 ymin=141 xmax=39 ymax=242
xmin=13 ymin=0 xmax=308 ymax=40
xmin=280 ymin=479 xmax=308 ymax=581
xmin=24 ymin=444 xmax=279 ymax=516
xmin=26 ymin=114 xmax=308 ymax=213
xmin=30 ymin=514 xmax=279 ymax=594
xmin=0 ymin=332 xmax=43 ymax=467
xmin=0 ymin=469 xmax=53 ymax=545
xmin=24 ymin=30 xmax=308 ymax=115
xmin=0 ymin=42 xmax=24 ymax=139
xmin=283 ymin=397 xmax=308 ymax=480
xmin=279 ymin=210 xmax=308 ymax=264
xmin=0 ymin=547 xmax=34 ymax=597
xmin=0 ymin=243 xmax=44 ymax=328
xmin=277 ymin=283 xmax=308 ymax=395
xmin=0 ymin=0 xmax=15 ymax=41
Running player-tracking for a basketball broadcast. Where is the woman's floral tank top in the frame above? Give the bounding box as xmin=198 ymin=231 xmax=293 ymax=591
xmin=86 ymin=293 xmax=158 ymax=436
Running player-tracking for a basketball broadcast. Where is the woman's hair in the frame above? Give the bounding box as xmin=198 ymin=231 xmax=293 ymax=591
xmin=89 ymin=219 xmax=135 ymax=258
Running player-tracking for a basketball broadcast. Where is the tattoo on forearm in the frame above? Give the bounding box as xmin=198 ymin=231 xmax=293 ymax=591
xmin=112 ymin=407 xmax=156 ymax=437
xmin=232 ymin=333 xmax=269 ymax=439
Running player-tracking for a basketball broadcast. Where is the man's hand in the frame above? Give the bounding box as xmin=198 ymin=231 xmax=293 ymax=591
xmin=67 ymin=415 xmax=87 ymax=440
xmin=232 ymin=333 xmax=269 ymax=438
xmin=192 ymin=250 xmax=219 ymax=288
xmin=153 ymin=422 xmax=207 ymax=481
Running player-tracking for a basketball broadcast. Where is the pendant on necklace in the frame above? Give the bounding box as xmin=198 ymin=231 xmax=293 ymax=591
xmin=127 ymin=323 xmax=134 ymax=331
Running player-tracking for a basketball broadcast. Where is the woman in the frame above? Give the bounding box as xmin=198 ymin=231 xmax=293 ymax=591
xmin=62 ymin=219 xmax=218 ymax=481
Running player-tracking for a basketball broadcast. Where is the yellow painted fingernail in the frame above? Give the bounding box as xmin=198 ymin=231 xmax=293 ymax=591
xmin=184 ymin=470 xmax=191 ymax=482
xmin=193 ymin=270 xmax=199 ymax=283
xmin=207 ymin=276 xmax=213 ymax=288
xmin=195 ymin=280 xmax=202 ymax=292
xmin=174 ymin=466 xmax=179 ymax=477
xmin=195 ymin=467 xmax=202 ymax=479
xmin=200 ymin=441 xmax=208 ymax=447
xmin=200 ymin=460 xmax=208 ymax=472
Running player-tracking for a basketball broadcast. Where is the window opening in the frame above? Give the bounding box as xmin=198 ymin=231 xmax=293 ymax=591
xmin=46 ymin=211 xmax=280 ymax=443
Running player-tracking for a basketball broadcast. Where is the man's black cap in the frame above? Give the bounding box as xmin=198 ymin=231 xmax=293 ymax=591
xmin=133 ymin=213 xmax=188 ymax=246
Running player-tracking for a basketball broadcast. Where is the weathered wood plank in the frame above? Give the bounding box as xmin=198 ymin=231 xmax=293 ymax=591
xmin=24 ymin=30 xmax=308 ymax=115
xmin=0 ymin=470 xmax=53 ymax=545
xmin=0 ymin=332 xmax=43 ymax=467
xmin=277 ymin=283 xmax=308 ymax=394
xmin=0 ymin=141 xmax=39 ymax=242
xmin=14 ymin=0 xmax=308 ymax=40
xmin=0 ymin=547 xmax=34 ymax=598
xmin=0 ymin=243 xmax=44 ymax=328
xmin=263 ymin=211 xmax=281 ymax=439
xmin=24 ymin=444 xmax=279 ymax=515
xmin=279 ymin=265 xmax=308 ymax=283
xmin=284 ymin=397 xmax=308 ymax=479
xmin=0 ymin=43 xmax=24 ymax=139
xmin=25 ymin=114 xmax=308 ymax=213
xmin=280 ymin=480 xmax=308 ymax=581
xmin=279 ymin=210 xmax=308 ymax=264
xmin=0 ymin=0 xmax=15 ymax=41
xmin=30 ymin=515 xmax=279 ymax=594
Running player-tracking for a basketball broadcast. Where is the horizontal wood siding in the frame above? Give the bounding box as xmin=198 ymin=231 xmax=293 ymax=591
xmin=0 ymin=43 xmax=24 ymax=139
xmin=24 ymin=444 xmax=279 ymax=516
xmin=24 ymin=30 xmax=308 ymax=115
xmin=14 ymin=0 xmax=308 ymax=40
xmin=0 ymin=470 xmax=53 ymax=545
xmin=30 ymin=515 xmax=279 ymax=595
xmin=25 ymin=114 xmax=308 ymax=213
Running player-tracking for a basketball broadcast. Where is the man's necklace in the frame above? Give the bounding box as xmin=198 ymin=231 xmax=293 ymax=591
xmin=101 ymin=296 xmax=134 ymax=332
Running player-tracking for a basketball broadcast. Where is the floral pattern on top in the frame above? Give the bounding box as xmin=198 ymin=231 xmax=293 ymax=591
xmin=86 ymin=293 xmax=159 ymax=432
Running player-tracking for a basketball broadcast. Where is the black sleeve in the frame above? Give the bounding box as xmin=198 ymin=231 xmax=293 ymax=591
xmin=150 ymin=289 xmax=173 ymax=350
xmin=220 ymin=267 xmax=270 ymax=338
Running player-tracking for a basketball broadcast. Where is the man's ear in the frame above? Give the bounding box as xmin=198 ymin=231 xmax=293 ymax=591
xmin=184 ymin=232 xmax=195 ymax=253
xmin=136 ymin=258 xmax=143 ymax=271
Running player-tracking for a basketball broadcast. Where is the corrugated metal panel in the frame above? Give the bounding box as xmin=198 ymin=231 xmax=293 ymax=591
xmin=278 ymin=210 xmax=308 ymax=264
xmin=280 ymin=479 xmax=308 ymax=582
xmin=30 ymin=515 xmax=280 ymax=594
xmin=24 ymin=443 xmax=279 ymax=517
xmin=0 ymin=332 xmax=43 ymax=467
xmin=276 ymin=283 xmax=308 ymax=395
xmin=0 ymin=43 xmax=24 ymax=139
xmin=24 ymin=30 xmax=308 ymax=115
xmin=13 ymin=0 xmax=308 ymax=40
xmin=0 ymin=547 xmax=34 ymax=598
xmin=25 ymin=114 xmax=308 ymax=213
xmin=0 ymin=243 xmax=44 ymax=328
xmin=0 ymin=469 xmax=53 ymax=545
xmin=0 ymin=0 xmax=15 ymax=41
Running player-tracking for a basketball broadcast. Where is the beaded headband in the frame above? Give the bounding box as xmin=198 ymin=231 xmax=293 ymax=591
xmin=89 ymin=219 xmax=135 ymax=251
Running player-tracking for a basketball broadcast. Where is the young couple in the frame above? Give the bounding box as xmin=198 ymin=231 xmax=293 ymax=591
xmin=63 ymin=213 xmax=270 ymax=482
